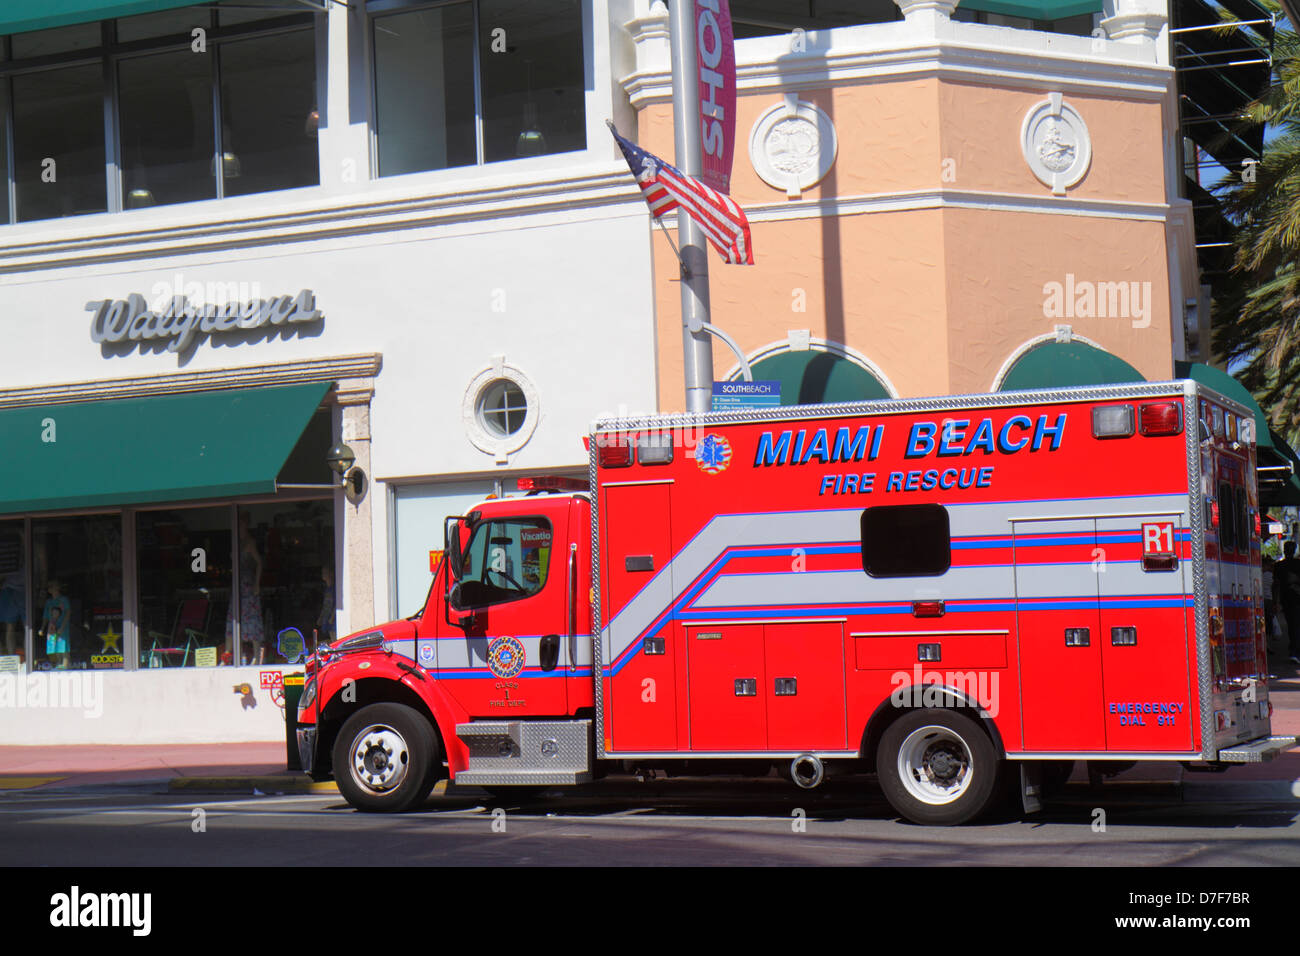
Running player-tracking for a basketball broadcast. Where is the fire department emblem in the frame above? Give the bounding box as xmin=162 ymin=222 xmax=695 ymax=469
xmin=695 ymin=433 xmax=733 ymax=474
xmin=487 ymin=635 xmax=526 ymax=679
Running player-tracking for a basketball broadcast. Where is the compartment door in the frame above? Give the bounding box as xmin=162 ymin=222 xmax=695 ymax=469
xmin=1096 ymin=515 xmax=1192 ymax=751
xmin=1014 ymin=518 xmax=1105 ymax=751
xmin=687 ymin=623 xmax=767 ymax=751
xmin=764 ymin=622 xmax=847 ymax=751
xmin=604 ymin=482 xmax=678 ymax=751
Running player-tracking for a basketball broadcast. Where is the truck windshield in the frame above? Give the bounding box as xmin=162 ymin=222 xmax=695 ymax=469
xmin=453 ymin=517 xmax=553 ymax=609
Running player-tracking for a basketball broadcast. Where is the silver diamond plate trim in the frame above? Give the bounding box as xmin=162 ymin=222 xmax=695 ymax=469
xmin=456 ymin=721 xmax=520 ymax=740
xmin=590 ymin=435 xmax=605 ymax=759
xmin=1215 ymin=736 xmax=1298 ymax=763
xmin=1185 ymin=382 xmax=1216 ymax=762
xmin=459 ymin=720 xmax=591 ymax=772
xmin=590 ymin=382 xmax=1191 ymax=434
xmin=453 ymin=770 xmax=593 ymax=786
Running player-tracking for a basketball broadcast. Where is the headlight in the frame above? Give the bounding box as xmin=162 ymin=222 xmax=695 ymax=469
xmin=297 ymin=677 xmax=317 ymax=717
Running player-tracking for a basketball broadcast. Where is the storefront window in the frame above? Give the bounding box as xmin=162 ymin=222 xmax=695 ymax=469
xmin=118 ymin=49 xmax=217 ymax=209
xmin=31 ymin=515 xmax=124 ymax=671
xmin=478 ymin=0 xmax=585 ymax=163
xmin=0 ymin=4 xmax=317 ymax=224
xmin=12 ymin=64 xmax=107 ymax=222
xmin=372 ymin=0 xmax=586 ymax=177
xmin=373 ymin=4 xmax=476 ymax=176
xmin=231 ymin=502 xmax=334 ymax=665
xmin=137 ymin=507 xmax=232 ymax=668
xmin=219 ymin=29 xmax=320 ymax=197
xmin=0 ymin=521 xmax=26 ymax=669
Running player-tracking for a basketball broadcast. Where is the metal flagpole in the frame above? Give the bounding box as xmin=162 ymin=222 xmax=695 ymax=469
xmin=668 ymin=0 xmax=714 ymax=415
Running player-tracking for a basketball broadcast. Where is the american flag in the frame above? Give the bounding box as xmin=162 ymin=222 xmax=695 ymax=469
xmin=608 ymin=124 xmax=753 ymax=266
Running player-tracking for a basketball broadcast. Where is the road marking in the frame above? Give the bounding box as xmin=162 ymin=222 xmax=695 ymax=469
xmin=0 ymin=776 xmax=65 ymax=790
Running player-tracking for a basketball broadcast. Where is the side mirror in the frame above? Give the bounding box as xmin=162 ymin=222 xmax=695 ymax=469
xmin=445 ymin=517 xmax=465 ymax=581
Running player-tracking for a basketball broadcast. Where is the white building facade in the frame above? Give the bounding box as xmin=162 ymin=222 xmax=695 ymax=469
xmin=0 ymin=0 xmax=656 ymax=743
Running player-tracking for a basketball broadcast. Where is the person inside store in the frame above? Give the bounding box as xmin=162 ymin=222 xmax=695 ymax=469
xmin=40 ymin=578 xmax=71 ymax=669
xmin=1273 ymin=540 xmax=1300 ymax=665
xmin=227 ymin=510 xmax=266 ymax=665
xmin=317 ymin=564 xmax=335 ymax=645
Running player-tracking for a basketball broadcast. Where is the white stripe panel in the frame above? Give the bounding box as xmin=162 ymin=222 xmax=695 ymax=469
xmin=601 ymin=494 xmax=1191 ymax=659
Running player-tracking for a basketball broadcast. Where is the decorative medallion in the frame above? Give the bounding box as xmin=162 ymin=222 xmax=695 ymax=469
xmin=749 ymin=95 xmax=838 ymax=198
xmin=1021 ymin=92 xmax=1092 ymax=196
xmin=487 ymin=635 xmax=526 ymax=679
xmin=695 ymin=433 xmax=733 ymax=474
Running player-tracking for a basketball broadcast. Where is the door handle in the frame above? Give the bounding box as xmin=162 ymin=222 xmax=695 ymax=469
xmin=1064 ymin=628 xmax=1090 ymax=647
xmin=539 ymin=634 xmax=560 ymax=671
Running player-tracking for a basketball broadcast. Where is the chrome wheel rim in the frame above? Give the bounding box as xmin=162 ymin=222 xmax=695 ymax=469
xmin=349 ymin=724 xmax=411 ymax=794
xmin=897 ymin=724 xmax=974 ymax=805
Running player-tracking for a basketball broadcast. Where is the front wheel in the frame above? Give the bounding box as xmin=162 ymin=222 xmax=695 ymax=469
xmin=333 ymin=703 xmax=441 ymax=812
xmin=877 ymin=709 xmax=1000 ymax=826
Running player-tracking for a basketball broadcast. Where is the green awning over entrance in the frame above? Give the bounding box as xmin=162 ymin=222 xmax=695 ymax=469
xmin=998 ymin=341 xmax=1145 ymax=391
xmin=749 ymin=350 xmax=891 ymax=405
xmin=1174 ymin=361 xmax=1282 ymax=461
xmin=0 ymin=1 xmax=207 ymax=36
xmin=0 ymin=382 xmax=331 ymax=516
xmin=960 ymin=0 xmax=1101 ymax=20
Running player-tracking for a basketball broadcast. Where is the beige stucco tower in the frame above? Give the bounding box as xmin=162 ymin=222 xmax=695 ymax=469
xmin=621 ymin=0 xmax=1194 ymax=409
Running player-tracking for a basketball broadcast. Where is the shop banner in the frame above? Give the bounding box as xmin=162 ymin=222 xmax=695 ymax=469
xmin=698 ymin=0 xmax=736 ymax=195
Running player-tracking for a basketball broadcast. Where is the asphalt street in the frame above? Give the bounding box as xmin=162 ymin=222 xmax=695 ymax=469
xmin=3 ymin=780 xmax=1298 ymax=867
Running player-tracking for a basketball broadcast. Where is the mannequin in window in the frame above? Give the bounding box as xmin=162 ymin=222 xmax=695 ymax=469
xmin=317 ymin=565 xmax=335 ymax=644
xmin=40 ymin=579 xmax=71 ymax=670
xmin=227 ymin=511 xmax=265 ymax=664
xmin=0 ymin=569 xmax=24 ymax=658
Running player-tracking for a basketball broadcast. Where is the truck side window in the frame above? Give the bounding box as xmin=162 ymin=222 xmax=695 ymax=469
xmin=1218 ymin=482 xmax=1235 ymax=553
xmin=860 ymin=504 xmax=951 ymax=577
xmin=452 ymin=517 xmax=553 ymax=609
xmin=1235 ymin=488 xmax=1249 ymax=555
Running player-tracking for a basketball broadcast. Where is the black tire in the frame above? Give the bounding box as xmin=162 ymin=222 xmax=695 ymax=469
xmin=877 ymin=709 xmax=1001 ymax=826
xmin=333 ymin=703 xmax=441 ymax=812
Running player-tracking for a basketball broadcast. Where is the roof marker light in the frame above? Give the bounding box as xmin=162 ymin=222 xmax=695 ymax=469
xmin=1092 ymin=404 xmax=1134 ymax=439
xmin=1138 ymin=402 xmax=1183 ymax=437
xmin=597 ymin=439 xmax=633 ymax=468
xmin=636 ymin=432 xmax=674 ymax=465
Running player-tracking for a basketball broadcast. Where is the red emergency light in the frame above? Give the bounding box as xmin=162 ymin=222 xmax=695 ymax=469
xmin=1138 ymin=402 xmax=1182 ymax=436
xmin=517 ymin=476 xmax=588 ymax=493
xmin=597 ymin=440 xmax=633 ymax=468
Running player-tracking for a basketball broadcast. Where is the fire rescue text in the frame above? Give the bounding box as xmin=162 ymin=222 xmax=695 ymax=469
xmin=752 ymin=414 xmax=1067 ymax=495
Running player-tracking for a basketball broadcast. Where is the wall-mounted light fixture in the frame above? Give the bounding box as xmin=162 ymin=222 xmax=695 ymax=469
xmin=327 ymin=442 xmax=366 ymax=497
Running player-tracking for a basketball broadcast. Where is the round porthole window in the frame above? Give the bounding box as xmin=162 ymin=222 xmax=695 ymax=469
xmin=462 ymin=362 xmax=540 ymax=463
xmin=477 ymin=379 xmax=528 ymax=438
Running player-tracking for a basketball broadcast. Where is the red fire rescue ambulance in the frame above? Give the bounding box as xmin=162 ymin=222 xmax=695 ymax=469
xmin=296 ymin=381 xmax=1296 ymax=825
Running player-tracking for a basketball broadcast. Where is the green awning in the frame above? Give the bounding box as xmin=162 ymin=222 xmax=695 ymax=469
xmin=0 ymin=1 xmax=208 ymax=36
xmin=960 ymin=0 xmax=1101 ymax=20
xmin=0 ymin=382 xmax=331 ymax=516
xmin=1173 ymin=361 xmax=1282 ymax=461
xmin=1261 ymin=428 xmax=1300 ymax=506
xmin=748 ymin=350 xmax=891 ymax=405
xmin=998 ymin=341 xmax=1145 ymax=391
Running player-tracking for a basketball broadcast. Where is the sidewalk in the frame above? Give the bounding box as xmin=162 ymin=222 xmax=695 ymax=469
xmin=2 ymin=667 xmax=1298 ymax=802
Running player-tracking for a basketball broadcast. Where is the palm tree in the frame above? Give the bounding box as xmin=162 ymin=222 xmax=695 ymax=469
xmin=1211 ymin=1 xmax=1300 ymax=438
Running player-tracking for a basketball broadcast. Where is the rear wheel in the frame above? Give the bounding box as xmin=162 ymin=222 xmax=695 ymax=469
xmin=334 ymin=703 xmax=440 ymax=812
xmin=877 ymin=709 xmax=1000 ymax=826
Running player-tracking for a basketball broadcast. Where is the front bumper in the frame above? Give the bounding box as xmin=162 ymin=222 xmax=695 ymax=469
xmin=1216 ymin=735 xmax=1298 ymax=763
xmin=297 ymin=726 xmax=317 ymax=775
